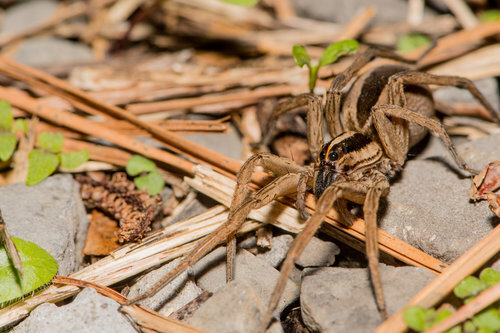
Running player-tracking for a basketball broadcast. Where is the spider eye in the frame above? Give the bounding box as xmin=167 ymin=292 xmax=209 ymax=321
xmin=329 ymin=151 xmax=338 ymax=161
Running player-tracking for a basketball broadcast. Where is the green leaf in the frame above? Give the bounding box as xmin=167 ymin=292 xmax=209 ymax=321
xmin=0 ymin=133 xmax=16 ymax=161
xmin=11 ymin=119 xmax=27 ymax=135
xmin=0 ymin=100 xmax=13 ymax=131
xmin=26 ymin=150 xmax=59 ymax=186
xmin=134 ymin=170 xmax=165 ymax=196
xmin=37 ymin=132 xmax=64 ymax=153
xmin=445 ymin=325 xmax=462 ymax=333
xmin=477 ymin=327 xmax=494 ymax=333
xmin=318 ymin=39 xmax=358 ymax=67
xmin=403 ymin=306 xmax=433 ymax=332
xmin=463 ymin=320 xmax=476 ymax=332
xmin=292 ymin=45 xmax=311 ymax=68
xmin=397 ymin=33 xmax=431 ymax=53
xmin=58 ymin=150 xmax=89 ymax=170
xmin=126 ymin=155 xmax=156 ymax=176
xmin=0 ymin=237 xmax=58 ymax=308
xmin=473 ymin=308 xmax=500 ymax=331
xmin=479 ymin=268 xmax=500 ymax=287
xmin=454 ymin=276 xmax=487 ymax=298
xmin=220 ymin=0 xmax=259 ymax=6
xmin=479 ymin=10 xmax=500 ymax=22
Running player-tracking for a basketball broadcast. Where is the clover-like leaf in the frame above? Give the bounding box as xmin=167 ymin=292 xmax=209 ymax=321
xmin=479 ymin=268 xmax=500 ymax=287
xmin=37 ymin=132 xmax=64 ymax=153
xmin=479 ymin=9 xmax=500 ymax=22
xmin=134 ymin=170 xmax=165 ymax=196
xmin=454 ymin=276 xmax=487 ymax=299
xmin=403 ymin=306 xmax=434 ymax=332
xmin=0 ymin=100 xmax=13 ymax=131
xmin=0 ymin=133 xmax=16 ymax=162
xmin=58 ymin=150 xmax=89 ymax=170
xmin=126 ymin=155 xmax=156 ymax=176
xmin=0 ymin=237 xmax=58 ymax=308
xmin=11 ymin=119 xmax=27 ymax=135
xmin=292 ymin=45 xmax=311 ymax=68
xmin=318 ymin=39 xmax=358 ymax=67
xmin=220 ymin=0 xmax=258 ymax=6
xmin=26 ymin=150 xmax=59 ymax=186
xmin=473 ymin=308 xmax=500 ymax=332
xmin=397 ymin=33 xmax=431 ymax=53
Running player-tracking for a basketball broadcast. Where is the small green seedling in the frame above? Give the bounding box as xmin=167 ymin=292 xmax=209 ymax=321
xmin=0 ymin=237 xmax=58 ymax=309
xmin=0 ymin=100 xmax=27 ymax=162
xmin=397 ymin=33 xmax=431 ymax=53
xmin=126 ymin=155 xmax=165 ymax=196
xmin=292 ymin=40 xmax=359 ymax=92
xmin=404 ymin=268 xmax=500 ymax=332
xmin=479 ymin=10 xmax=500 ymax=22
xmin=26 ymin=132 xmax=89 ymax=186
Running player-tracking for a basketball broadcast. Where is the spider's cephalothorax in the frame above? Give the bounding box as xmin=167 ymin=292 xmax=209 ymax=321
xmin=314 ymin=131 xmax=385 ymax=198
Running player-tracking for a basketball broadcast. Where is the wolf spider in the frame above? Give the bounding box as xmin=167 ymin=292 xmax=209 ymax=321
xmin=128 ymin=48 xmax=500 ymax=328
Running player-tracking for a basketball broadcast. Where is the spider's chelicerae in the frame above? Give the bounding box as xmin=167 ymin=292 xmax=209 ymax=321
xmin=129 ymin=47 xmax=500 ymax=328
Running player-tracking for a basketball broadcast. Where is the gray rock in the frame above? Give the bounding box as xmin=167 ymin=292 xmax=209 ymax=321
xmin=433 ymin=78 xmax=500 ymax=111
xmin=14 ymin=37 xmax=94 ymax=68
xmin=295 ymin=236 xmax=340 ymax=268
xmin=0 ymin=0 xmax=59 ymax=36
xmin=0 ymin=174 xmax=88 ymax=275
xmin=126 ymin=258 xmax=203 ymax=316
xmin=248 ymin=234 xmax=340 ymax=269
xmin=380 ymin=134 xmax=500 ymax=263
xmin=255 ymin=234 xmax=294 ymax=268
xmin=292 ymin=0 xmax=436 ymax=24
xmin=12 ymin=288 xmax=135 ymax=333
xmin=192 ymin=247 xmax=299 ymax=314
xmin=187 ymin=279 xmax=282 ymax=333
xmin=300 ymin=265 xmax=434 ymax=333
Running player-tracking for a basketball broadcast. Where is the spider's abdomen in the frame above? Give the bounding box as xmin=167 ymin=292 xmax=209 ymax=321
xmin=313 ymin=131 xmax=383 ymax=197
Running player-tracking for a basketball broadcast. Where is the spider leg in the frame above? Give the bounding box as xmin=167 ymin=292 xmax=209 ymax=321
xmin=126 ymin=153 xmax=307 ymax=305
xmin=372 ymin=104 xmax=476 ymax=173
xmin=364 ymin=173 xmax=390 ymax=319
xmin=262 ymin=179 xmax=371 ymax=331
xmin=388 ymin=71 xmax=500 ymax=125
xmin=259 ymin=94 xmax=323 ymax=161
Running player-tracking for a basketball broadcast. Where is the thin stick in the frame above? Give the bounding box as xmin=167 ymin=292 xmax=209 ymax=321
xmin=442 ymin=0 xmax=478 ymax=29
xmin=0 ymin=86 xmax=195 ymax=175
xmin=413 ymin=21 xmax=500 ymax=66
xmin=375 ymin=224 xmax=500 ymax=333
xmin=0 ymin=2 xmax=89 ymax=47
xmin=0 ymin=210 xmax=23 ymax=278
xmin=52 ymin=276 xmax=206 ymax=333
xmin=0 ymin=57 xmax=243 ymax=178
xmin=126 ymin=85 xmax=303 ymax=114
xmin=0 ymin=206 xmax=261 ymax=328
xmin=335 ymin=6 xmax=377 ymax=41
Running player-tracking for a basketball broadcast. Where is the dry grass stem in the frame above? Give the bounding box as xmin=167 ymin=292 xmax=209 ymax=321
xmin=0 ymin=86 xmax=196 ymax=174
xmin=52 ymin=276 xmax=206 ymax=333
xmin=335 ymin=6 xmax=377 ymax=41
xmin=0 ymin=2 xmax=89 ymax=47
xmin=0 ymin=205 xmax=261 ymax=328
xmin=441 ymin=0 xmax=478 ymax=29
